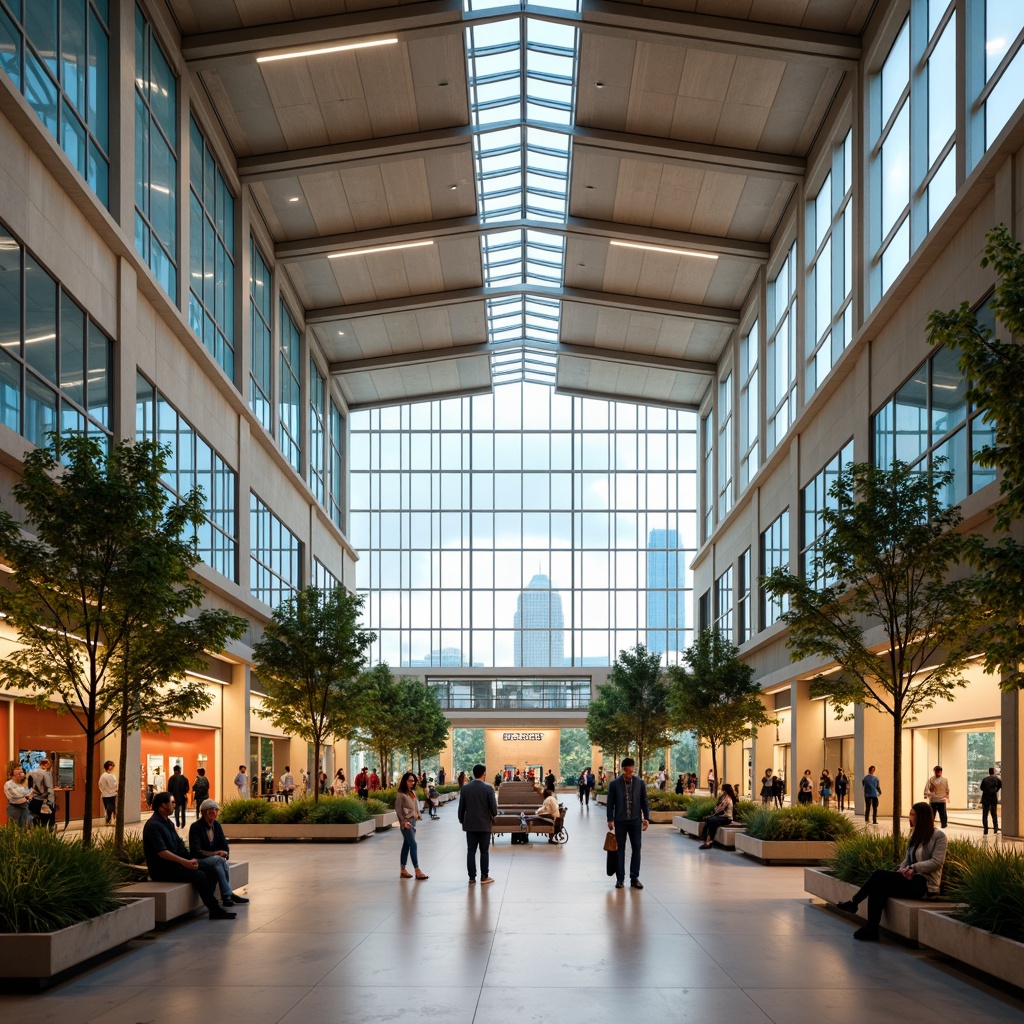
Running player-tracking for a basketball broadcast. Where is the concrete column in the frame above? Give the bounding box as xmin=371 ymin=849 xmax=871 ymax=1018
xmin=790 ymin=678 xmax=820 ymax=805
xmin=222 ymin=664 xmax=250 ymax=801
xmin=854 ymin=702 xmax=895 ymax=823
xmin=751 ymin=692 xmax=778 ymax=802
xmin=440 ymin=729 xmax=454 ymax=782
xmin=1001 ymin=687 xmax=1023 ymax=838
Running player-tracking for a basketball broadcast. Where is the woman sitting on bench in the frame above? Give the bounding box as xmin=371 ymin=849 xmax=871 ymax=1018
xmin=534 ymin=787 xmax=560 ymax=844
xmin=699 ymin=784 xmax=736 ymax=849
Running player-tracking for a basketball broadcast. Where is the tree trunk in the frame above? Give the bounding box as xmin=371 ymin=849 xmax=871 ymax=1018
xmin=710 ymin=741 xmax=719 ymax=797
xmin=115 ymin=696 xmax=130 ymax=858
xmin=313 ymin=738 xmax=321 ymax=802
xmin=891 ymin=707 xmax=903 ymax=860
xmin=82 ymin=706 xmax=97 ymax=846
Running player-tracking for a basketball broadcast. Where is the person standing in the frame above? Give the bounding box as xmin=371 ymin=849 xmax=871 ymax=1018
xmin=458 ymin=770 xmax=467 ymax=789
xmin=192 ymin=767 xmax=211 ymax=819
xmin=924 ymin=766 xmax=949 ymax=828
xmin=656 ymin=765 xmax=667 ymax=791
xmin=437 ymin=767 xmax=446 ymax=787
xmin=99 ymin=760 xmax=119 ymax=826
xmin=834 ymin=769 xmax=849 ymax=812
xmin=233 ymin=765 xmax=248 ymax=801
xmin=355 ymin=767 xmax=369 ymax=800
xmin=333 ymin=769 xmax=347 ymax=796
xmin=578 ymin=769 xmax=587 ymax=805
xmin=760 ymin=769 xmax=774 ymax=807
xmin=279 ymin=766 xmax=295 ymax=803
xmin=773 ymin=773 xmax=785 ymax=808
xmin=979 ymin=767 xmax=1001 ymax=835
xmin=819 ymin=769 xmax=833 ymax=809
xmin=586 ymin=766 xmax=596 ymax=804
xmin=606 ymin=756 xmax=650 ymax=890
xmin=396 ymin=771 xmax=429 ymax=880
xmin=544 ymin=768 xmax=556 ymax=792
xmin=457 ymin=763 xmax=497 ymax=884
xmin=5 ymin=763 xmax=30 ymax=827
xmin=167 ymin=765 xmax=191 ymax=827
xmin=707 ymin=767 xmax=715 ymax=794
xmin=27 ymin=757 xmax=55 ymax=830
xmin=798 ymin=769 xmax=814 ymax=804
xmin=862 ymin=765 xmax=881 ymax=824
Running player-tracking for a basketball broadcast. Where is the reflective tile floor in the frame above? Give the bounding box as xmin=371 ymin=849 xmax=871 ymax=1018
xmin=4 ymin=802 xmax=1024 ymax=1023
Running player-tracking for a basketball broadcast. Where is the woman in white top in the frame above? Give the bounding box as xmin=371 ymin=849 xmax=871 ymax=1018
xmin=333 ymin=769 xmax=347 ymax=796
xmin=699 ymin=784 xmax=737 ymax=849
xmin=394 ymin=771 xmax=428 ymax=880
xmin=5 ymin=764 xmax=30 ymax=827
xmin=28 ymin=758 xmax=55 ymax=829
xmin=535 ymin=788 xmax=561 ymax=844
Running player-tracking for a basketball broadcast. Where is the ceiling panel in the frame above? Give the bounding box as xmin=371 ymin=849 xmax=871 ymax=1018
xmin=557 ymin=355 xmax=709 ymax=408
xmin=167 ymin=0 xmax=418 ymax=34
xmin=624 ymin=0 xmax=872 ymax=34
xmin=340 ymin=354 xmax=492 ymax=406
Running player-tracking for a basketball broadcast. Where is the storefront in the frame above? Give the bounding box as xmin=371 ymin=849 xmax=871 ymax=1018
xmin=140 ymin=724 xmax=218 ymax=812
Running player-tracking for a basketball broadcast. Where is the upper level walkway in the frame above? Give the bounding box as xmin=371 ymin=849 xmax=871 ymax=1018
xmin=5 ymin=801 xmax=1024 ymax=1023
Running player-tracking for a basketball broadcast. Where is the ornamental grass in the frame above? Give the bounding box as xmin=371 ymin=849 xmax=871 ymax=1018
xmin=743 ymin=805 xmax=856 ymax=842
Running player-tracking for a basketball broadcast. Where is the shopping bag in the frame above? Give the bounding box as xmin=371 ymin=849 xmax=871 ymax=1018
xmin=604 ymin=830 xmax=618 ymax=876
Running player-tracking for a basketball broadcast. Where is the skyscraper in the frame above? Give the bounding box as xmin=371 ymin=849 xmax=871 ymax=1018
xmin=647 ymin=530 xmax=684 ymax=655
xmin=514 ymin=574 xmax=565 ymax=666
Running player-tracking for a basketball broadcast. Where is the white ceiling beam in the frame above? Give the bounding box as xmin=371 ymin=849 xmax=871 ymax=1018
xmin=348 ymin=384 xmax=493 ymax=412
xmin=554 ymin=385 xmax=699 ymax=412
xmin=330 ymin=343 xmax=491 ymax=374
xmin=556 ymin=343 xmax=716 ymax=376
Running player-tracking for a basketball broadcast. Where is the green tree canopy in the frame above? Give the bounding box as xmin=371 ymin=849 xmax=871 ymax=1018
xmin=253 ymin=586 xmax=375 ymax=801
xmin=667 ymin=628 xmax=775 ymax=795
xmin=398 ymin=676 xmax=450 ymax=773
xmin=350 ymin=662 xmax=407 ymax=779
xmin=928 ymin=224 xmax=1024 ymax=688
xmin=761 ymin=460 xmax=984 ymax=847
xmin=0 ymin=435 xmax=244 ymax=844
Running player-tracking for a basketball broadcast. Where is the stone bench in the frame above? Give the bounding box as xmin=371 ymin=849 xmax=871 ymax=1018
xmin=671 ymin=815 xmax=744 ymax=847
xmin=121 ymin=861 xmax=249 ymax=925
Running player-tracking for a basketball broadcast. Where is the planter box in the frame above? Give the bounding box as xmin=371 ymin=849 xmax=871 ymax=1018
xmin=674 ymin=815 xmax=706 ymax=838
xmin=648 ymin=810 xmax=681 ymax=823
xmin=918 ymin=910 xmax=1024 ymax=989
xmin=595 ymin=793 xmax=607 ymax=805
xmin=374 ymin=810 xmax=398 ymax=831
xmin=223 ymin=819 xmax=375 ymax=841
xmin=671 ymin=815 xmax=745 ymax=847
xmin=121 ymin=862 xmax=249 ymax=924
xmin=735 ymin=833 xmax=835 ymax=864
xmin=0 ymin=898 xmax=154 ymax=986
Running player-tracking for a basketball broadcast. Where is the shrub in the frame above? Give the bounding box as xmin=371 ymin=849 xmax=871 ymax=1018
xmin=948 ymin=847 xmax=1024 ymax=942
xmin=373 ymin=789 xmax=398 ymax=808
xmin=829 ymin=833 xmax=909 ymax=887
xmin=218 ymin=799 xmax=277 ymax=825
xmin=743 ymin=805 xmax=856 ymax=842
xmin=365 ymin=799 xmax=389 ymax=815
xmin=647 ymin=792 xmax=692 ymax=812
xmin=274 ymin=797 xmax=316 ymax=823
xmin=734 ymin=800 xmax=759 ymax=823
xmin=305 ymin=797 xmax=371 ymax=825
xmin=93 ymin=830 xmax=148 ymax=881
xmin=0 ymin=826 xmax=122 ymax=932
xmin=684 ymin=797 xmax=719 ymax=821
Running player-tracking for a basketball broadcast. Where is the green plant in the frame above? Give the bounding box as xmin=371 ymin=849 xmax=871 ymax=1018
xmin=646 ymin=792 xmax=692 ymax=812
xmin=829 ymin=833 xmax=910 ymax=887
xmin=0 ymin=826 xmax=122 ymax=932
xmin=948 ymin=847 xmax=1024 ymax=942
xmin=684 ymin=797 xmax=719 ymax=821
xmin=373 ymin=788 xmax=398 ymax=808
xmin=93 ymin=829 xmax=148 ymax=881
xmin=743 ymin=805 xmax=856 ymax=842
xmin=306 ymin=797 xmax=371 ymax=825
xmin=274 ymin=797 xmax=316 ymax=823
xmin=218 ymin=799 xmax=277 ymax=825
xmin=365 ymin=799 xmax=389 ymax=815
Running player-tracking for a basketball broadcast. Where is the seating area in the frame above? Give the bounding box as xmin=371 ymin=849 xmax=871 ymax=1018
xmin=491 ymin=782 xmax=562 ymax=842
xmin=120 ymin=861 xmax=249 ymax=925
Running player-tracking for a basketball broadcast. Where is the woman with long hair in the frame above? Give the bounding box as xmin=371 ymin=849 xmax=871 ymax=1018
xmin=699 ymin=783 xmax=738 ymax=849
xmin=836 ymin=801 xmax=947 ymax=940
xmin=395 ymin=771 xmax=428 ymax=880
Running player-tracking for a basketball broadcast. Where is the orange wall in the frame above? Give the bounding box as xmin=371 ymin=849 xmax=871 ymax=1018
xmin=0 ymin=699 xmax=9 ymax=772
xmin=141 ymin=725 xmax=218 ymax=812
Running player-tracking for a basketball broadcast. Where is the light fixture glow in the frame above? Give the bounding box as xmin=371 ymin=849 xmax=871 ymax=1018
xmin=257 ymin=37 xmax=398 ymax=64
xmin=288 ymin=197 xmax=300 ymax=203
xmin=609 ymin=240 xmax=719 ymax=260
xmin=328 ymin=240 xmax=434 ymax=259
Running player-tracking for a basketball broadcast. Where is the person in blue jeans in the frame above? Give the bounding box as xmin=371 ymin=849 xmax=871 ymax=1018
xmin=606 ymin=757 xmax=650 ymax=890
xmin=862 ymin=765 xmax=881 ymax=823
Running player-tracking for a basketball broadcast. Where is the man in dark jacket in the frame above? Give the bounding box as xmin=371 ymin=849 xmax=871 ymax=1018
xmin=167 ymin=765 xmax=191 ymax=827
xmin=188 ymin=799 xmax=249 ymax=907
xmin=143 ymin=792 xmax=235 ymax=919
xmin=606 ymin=757 xmax=650 ymax=890
xmin=191 ymin=768 xmax=210 ymax=820
xmin=979 ymin=767 xmax=1002 ymax=834
xmin=457 ymin=763 xmax=498 ymax=884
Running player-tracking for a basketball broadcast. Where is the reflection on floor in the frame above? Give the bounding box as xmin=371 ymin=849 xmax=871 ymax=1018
xmin=4 ymin=799 xmax=1024 ymax=1023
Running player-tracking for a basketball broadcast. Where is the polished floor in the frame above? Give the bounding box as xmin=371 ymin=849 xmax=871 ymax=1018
xmin=5 ymin=801 xmax=1024 ymax=1024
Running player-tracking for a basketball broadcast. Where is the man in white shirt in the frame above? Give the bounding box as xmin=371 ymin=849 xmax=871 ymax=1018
xmin=924 ymin=765 xmax=949 ymax=828
xmin=233 ymin=765 xmax=248 ymax=800
xmin=279 ymin=767 xmax=295 ymax=804
xmin=99 ymin=760 xmax=118 ymax=825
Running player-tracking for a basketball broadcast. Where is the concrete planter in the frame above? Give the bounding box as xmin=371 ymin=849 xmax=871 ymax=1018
xmin=595 ymin=793 xmax=607 ymax=805
xmin=918 ymin=910 xmax=1024 ymax=989
xmin=674 ymin=815 xmax=706 ymax=838
xmin=735 ymin=833 xmax=835 ymax=864
xmin=224 ymin=819 xmax=375 ymax=841
xmin=374 ymin=810 xmax=398 ymax=831
xmin=648 ymin=810 xmax=679 ymax=823
xmin=0 ymin=898 xmax=154 ymax=985
xmin=121 ymin=862 xmax=249 ymax=924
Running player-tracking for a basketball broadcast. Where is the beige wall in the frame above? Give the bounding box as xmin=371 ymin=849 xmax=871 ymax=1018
xmin=484 ymin=728 xmax=560 ymax=781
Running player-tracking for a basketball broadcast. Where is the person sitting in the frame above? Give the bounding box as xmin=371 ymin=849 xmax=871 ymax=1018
xmin=534 ymin=787 xmax=561 ymax=844
xmin=699 ymin=783 xmax=737 ymax=849
xmin=836 ymin=801 xmax=947 ymax=941
xmin=143 ymin=792 xmax=235 ymax=919
xmin=187 ymin=799 xmax=249 ymax=908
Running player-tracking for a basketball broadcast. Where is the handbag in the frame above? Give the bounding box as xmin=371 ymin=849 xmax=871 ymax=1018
xmin=603 ymin=831 xmax=618 ymax=852
xmin=37 ymin=800 xmax=53 ymax=815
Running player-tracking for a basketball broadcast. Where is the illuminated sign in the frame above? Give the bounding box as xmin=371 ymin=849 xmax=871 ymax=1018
xmin=502 ymin=732 xmax=544 ymax=741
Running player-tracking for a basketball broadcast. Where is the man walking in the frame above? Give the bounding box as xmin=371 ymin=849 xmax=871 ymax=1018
xmin=233 ymin=765 xmax=249 ymax=800
xmin=606 ymin=757 xmax=650 ymax=890
xmin=457 ymin=763 xmax=497 ymax=885
xmin=924 ymin=765 xmax=949 ymax=828
xmin=279 ymin=766 xmax=295 ymax=804
xmin=167 ymin=764 xmax=191 ymax=827
xmin=862 ymin=765 xmax=881 ymax=824
xmin=192 ymin=767 xmax=210 ymax=819
xmin=99 ymin=760 xmax=118 ymax=826
xmin=979 ymin=767 xmax=1002 ymax=835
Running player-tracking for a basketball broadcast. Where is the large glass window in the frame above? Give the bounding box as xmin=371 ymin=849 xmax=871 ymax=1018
xmin=737 ymin=548 xmax=752 ymax=645
xmin=0 ymin=0 xmax=109 ymax=204
xmin=760 ymin=509 xmax=790 ymax=630
xmin=701 ymin=411 xmax=713 ymax=541
xmin=717 ymin=372 xmax=732 ymax=520
xmin=807 ymin=131 xmax=853 ymax=394
xmin=714 ymin=566 xmax=733 ymax=639
xmin=766 ymin=243 xmax=797 ymax=453
xmin=136 ymin=374 xmax=237 ymax=581
xmin=308 ymin=358 xmax=325 ymax=504
xmin=312 ymin=558 xmax=339 ymax=592
xmin=350 ymin=383 xmax=697 ymax=668
xmin=249 ymin=238 xmax=271 ymax=433
xmin=278 ymin=302 xmax=301 ymax=473
xmin=328 ymin=399 xmax=344 ymax=532
xmin=134 ymin=5 xmax=177 ymax=299
xmin=249 ymin=492 xmax=300 ymax=610
xmin=801 ymin=440 xmax=854 ymax=588
xmin=0 ymin=224 xmax=110 ymax=448
xmin=739 ymin=320 xmax=759 ymax=490
xmin=978 ymin=0 xmax=1024 ymax=152
xmin=188 ymin=117 xmax=234 ymax=377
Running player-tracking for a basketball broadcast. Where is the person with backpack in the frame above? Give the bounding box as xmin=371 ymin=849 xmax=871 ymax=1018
xmin=819 ymin=769 xmax=833 ymax=809
xmin=191 ymin=767 xmax=210 ymax=819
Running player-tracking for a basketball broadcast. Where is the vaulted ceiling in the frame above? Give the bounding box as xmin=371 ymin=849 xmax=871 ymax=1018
xmin=167 ymin=0 xmax=871 ymax=410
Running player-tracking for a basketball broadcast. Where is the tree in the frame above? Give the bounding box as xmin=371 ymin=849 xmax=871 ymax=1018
xmin=667 ymin=628 xmax=775 ymax=796
xmin=761 ymin=460 xmax=984 ymax=849
xmin=586 ymin=683 xmax=632 ymax=772
xmin=253 ymin=587 xmax=375 ymax=802
xmin=0 ymin=435 xmax=243 ymax=845
xmin=928 ymin=224 xmax=1024 ymax=688
xmin=350 ymin=663 xmax=406 ymax=780
xmin=399 ymin=678 xmax=449 ymax=774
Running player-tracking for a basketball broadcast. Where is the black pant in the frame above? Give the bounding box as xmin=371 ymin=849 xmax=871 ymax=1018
xmin=703 ymin=814 xmax=732 ymax=845
xmin=151 ymin=862 xmax=222 ymax=913
xmin=982 ymin=803 xmax=999 ymax=833
xmin=28 ymin=798 xmax=55 ymax=829
xmin=613 ymin=819 xmax=643 ymax=883
xmin=173 ymin=799 xmax=187 ymax=827
xmin=465 ymin=830 xmax=490 ymax=880
xmin=864 ymin=796 xmax=878 ymax=822
xmin=930 ymin=801 xmax=947 ymax=828
xmin=852 ymin=869 xmax=927 ymax=927
xmin=836 ymin=792 xmax=846 ymax=811
xmin=102 ymin=796 xmax=116 ymax=823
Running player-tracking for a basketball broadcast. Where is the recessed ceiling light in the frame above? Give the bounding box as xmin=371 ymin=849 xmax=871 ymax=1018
xmin=449 ymin=184 xmax=458 ymax=191
xmin=609 ymin=240 xmax=719 ymax=261
xmin=595 ymin=82 xmax=604 ymax=88
xmin=288 ymin=196 xmax=300 ymax=203
xmin=327 ymin=240 xmax=434 ymax=259
xmin=257 ymin=37 xmax=398 ymax=64
xmin=338 ymin=330 xmax=346 ymax=336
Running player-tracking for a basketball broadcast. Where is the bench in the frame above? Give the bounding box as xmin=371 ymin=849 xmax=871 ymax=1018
xmin=672 ymin=815 xmax=745 ymax=848
xmin=121 ymin=861 xmax=249 ymax=925
xmin=491 ymin=783 xmax=561 ymax=842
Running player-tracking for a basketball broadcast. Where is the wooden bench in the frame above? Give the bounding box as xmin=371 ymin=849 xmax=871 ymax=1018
xmin=121 ymin=861 xmax=249 ymax=925
xmin=491 ymin=783 xmax=559 ymax=841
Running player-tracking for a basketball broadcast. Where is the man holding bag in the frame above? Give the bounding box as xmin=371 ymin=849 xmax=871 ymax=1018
xmin=606 ymin=757 xmax=650 ymax=890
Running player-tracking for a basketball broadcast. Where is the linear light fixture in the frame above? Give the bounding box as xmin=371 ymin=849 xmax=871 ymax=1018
xmin=609 ymin=240 xmax=719 ymax=260
xmin=257 ymin=38 xmax=398 ymax=64
xmin=327 ymin=240 xmax=434 ymax=259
